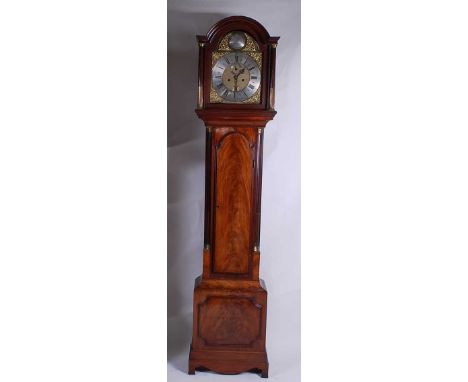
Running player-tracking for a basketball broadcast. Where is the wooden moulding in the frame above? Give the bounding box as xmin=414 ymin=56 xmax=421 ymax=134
xmin=195 ymin=109 xmax=277 ymax=128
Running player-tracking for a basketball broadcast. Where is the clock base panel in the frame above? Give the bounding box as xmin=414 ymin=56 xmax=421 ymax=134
xmin=189 ymin=276 xmax=268 ymax=378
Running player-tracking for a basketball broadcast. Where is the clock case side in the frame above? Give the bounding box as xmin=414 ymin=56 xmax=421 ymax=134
xmin=196 ymin=16 xmax=279 ymax=112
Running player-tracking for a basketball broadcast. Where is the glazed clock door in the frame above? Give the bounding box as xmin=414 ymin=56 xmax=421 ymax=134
xmin=213 ymin=131 xmax=254 ymax=276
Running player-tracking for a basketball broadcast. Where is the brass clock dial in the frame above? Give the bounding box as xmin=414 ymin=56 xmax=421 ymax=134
xmin=211 ymin=52 xmax=261 ymax=103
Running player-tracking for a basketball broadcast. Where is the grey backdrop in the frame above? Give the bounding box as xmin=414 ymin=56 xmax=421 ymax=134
xmin=167 ymin=1 xmax=300 ymax=380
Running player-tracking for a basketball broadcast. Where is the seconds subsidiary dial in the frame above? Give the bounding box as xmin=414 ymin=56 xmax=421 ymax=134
xmin=212 ymin=52 xmax=261 ymax=103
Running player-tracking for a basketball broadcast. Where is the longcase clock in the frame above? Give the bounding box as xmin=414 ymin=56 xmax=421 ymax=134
xmin=188 ymin=16 xmax=279 ymax=378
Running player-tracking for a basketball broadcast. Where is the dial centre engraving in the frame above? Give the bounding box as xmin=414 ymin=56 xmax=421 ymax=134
xmin=222 ymin=64 xmax=251 ymax=92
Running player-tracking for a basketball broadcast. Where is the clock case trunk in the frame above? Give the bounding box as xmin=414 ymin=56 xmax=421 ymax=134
xmin=189 ymin=17 xmax=278 ymax=378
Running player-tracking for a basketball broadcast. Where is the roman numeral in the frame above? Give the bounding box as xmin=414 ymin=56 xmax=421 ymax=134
xmin=223 ymin=90 xmax=229 ymax=97
xmin=217 ymin=83 xmax=223 ymax=89
xmin=214 ymin=75 xmax=222 ymax=78
xmin=225 ymin=57 xmax=230 ymax=64
xmin=235 ymin=55 xmax=239 ymax=62
xmin=249 ymin=66 xmax=255 ymax=71
xmin=248 ymin=84 xmax=255 ymax=90
xmin=251 ymin=76 xmax=257 ymax=80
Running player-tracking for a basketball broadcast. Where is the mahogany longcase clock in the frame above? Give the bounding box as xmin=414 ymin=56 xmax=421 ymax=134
xmin=188 ymin=16 xmax=279 ymax=378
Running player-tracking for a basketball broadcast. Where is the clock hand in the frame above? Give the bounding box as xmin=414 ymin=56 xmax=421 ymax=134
xmin=233 ymin=67 xmax=245 ymax=92
xmin=232 ymin=68 xmax=245 ymax=87
xmin=235 ymin=68 xmax=245 ymax=78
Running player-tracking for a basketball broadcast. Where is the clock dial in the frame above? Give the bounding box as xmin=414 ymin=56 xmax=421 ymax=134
xmin=212 ymin=52 xmax=261 ymax=103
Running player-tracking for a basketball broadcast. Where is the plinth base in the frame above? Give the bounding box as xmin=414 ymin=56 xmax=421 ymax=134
xmin=189 ymin=345 xmax=268 ymax=378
